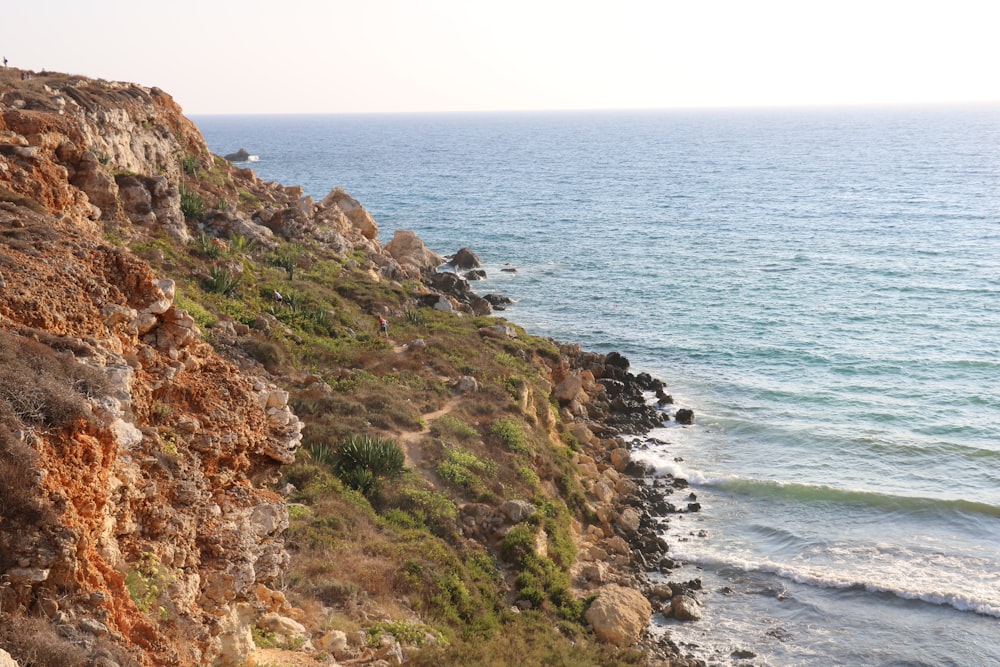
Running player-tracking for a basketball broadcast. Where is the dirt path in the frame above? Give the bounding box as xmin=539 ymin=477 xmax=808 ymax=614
xmin=399 ymin=396 xmax=461 ymax=469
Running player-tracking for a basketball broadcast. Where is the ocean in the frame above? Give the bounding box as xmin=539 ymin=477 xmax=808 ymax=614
xmin=193 ymin=106 xmax=1000 ymax=666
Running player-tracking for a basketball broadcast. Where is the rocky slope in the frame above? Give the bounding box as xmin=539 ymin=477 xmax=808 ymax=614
xmin=0 ymin=68 xmax=700 ymax=667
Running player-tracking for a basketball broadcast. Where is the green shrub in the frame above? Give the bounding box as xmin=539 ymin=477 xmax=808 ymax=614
xmin=268 ymin=247 xmax=299 ymax=280
xmin=227 ymin=234 xmax=254 ymax=256
xmin=489 ymin=417 xmax=530 ymax=454
xmin=437 ymin=447 xmax=497 ymax=497
xmin=405 ymin=308 xmax=428 ymax=326
xmin=179 ymin=185 xmax=205 ymax=220
xmin=335 ymin=435 xmax=406 ymax=495
xmin=181 ymin=154 xmax=200 ymax=175
xmin=205 ymin=265 xmax=242 ymax=296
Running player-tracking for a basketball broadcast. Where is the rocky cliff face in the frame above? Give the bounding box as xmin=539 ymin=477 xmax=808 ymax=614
xmin=0 ymin=69 xmax=402 ymax=665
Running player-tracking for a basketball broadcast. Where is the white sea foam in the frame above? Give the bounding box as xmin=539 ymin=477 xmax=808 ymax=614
xmin=670 ymin=539 xmax=1000 ymax=618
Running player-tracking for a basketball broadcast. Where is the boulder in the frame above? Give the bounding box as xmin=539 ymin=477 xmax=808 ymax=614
xmin=616 ymin=506 xmax=642 ymax=535
xmin=605 ymin=351 xmax=630 ymax=370
xmin=670 ymin=594 xmax=703 ymax=621
xmin=483 ymin=293 xmax=513 ymax=310
xmin=675 ymin=408 xmax=695 ymax=425
xmin=321 ymin=188 xmax=379 ymax=240
xmin=258 ymin=612 xmax=307 ymax=639
xmin=609 ymin=447 xmax=631 ymax=472
xmin=0 ymin=649 xmax=18 ymax=667
xmin=452 ymin=376 xmax=480 ymax=394
xmin=448 ymin=247 xmax=481 ymax=269
xmin=584 ymin=584 xmax=652 ymax=647
xmin=553 ymin=373 xmax=584 ymax=404
xmin=431 ymin=271 xmax=471 ymax=297
xmin=500 ymin=500 xmax=535 ymax=523
xmin=224 ymin=148 xmax=251 ymax=162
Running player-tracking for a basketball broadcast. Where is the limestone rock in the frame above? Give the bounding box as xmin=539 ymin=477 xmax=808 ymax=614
xmin=321 ymin=188 xmax=379 ymax=240
xmin=671 ymin=594 xmax=703 ymax=621
xmin=385 ymin=229 xmax=445 ymax=275
xmin=554 ymin=373 xmax=585 ymax=404
xmin=500 ymin=499 xmax=535 ymax=523
xmin=0 ymin=649 xmax=19 ymax=667
xmin=584 ymin=584 xmax=652 ymax=647
xmin=258 ymin=612 xmax=308 ymax=642
xmin=610 ymin=447 xmax=631 ymax=472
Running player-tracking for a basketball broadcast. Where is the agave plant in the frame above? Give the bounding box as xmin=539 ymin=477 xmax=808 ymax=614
xmin=334 ymin=435 xmax=405 ymax=495
xmin=206 ymin=265 xmax=242 ymax=296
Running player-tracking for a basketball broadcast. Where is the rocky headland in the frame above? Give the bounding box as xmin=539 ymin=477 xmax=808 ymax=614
xmin=0 ymin=67 xmax=704 ymax=667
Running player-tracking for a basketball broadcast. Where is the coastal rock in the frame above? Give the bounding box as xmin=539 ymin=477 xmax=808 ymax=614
xmin=483 ymin=293 xmax=513 ymax=310
xmin=448 ymin=247 xmax=482 ymax=269
xmin=670 ymin=594 xmax=703 ymax=621
xmin=675 ymin=408 xmax=695 ymax=425
xmin=321 ymin=188 xmax=379 ymax=240
xmin=385 ymin=229 xmax=445 ymax=276
xmin=554 ymin=373 xmax=585 ymax=404
xmin=584 ymin=584 xmax=652 ymax=647
xmin=224 ymin=148 xmax=252 ymax=162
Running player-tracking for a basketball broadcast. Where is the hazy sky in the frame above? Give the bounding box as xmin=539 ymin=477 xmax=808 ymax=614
xmin=6 ymin=1 xmax=998 ymax=114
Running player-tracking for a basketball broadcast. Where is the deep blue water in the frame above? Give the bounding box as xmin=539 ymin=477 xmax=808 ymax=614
xmin=195 ymin=107 xmax=1000 ymax=666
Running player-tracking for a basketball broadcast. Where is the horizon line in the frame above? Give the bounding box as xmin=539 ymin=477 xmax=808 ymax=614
xmin=186 ymin=99 xmax=1000 ymax=117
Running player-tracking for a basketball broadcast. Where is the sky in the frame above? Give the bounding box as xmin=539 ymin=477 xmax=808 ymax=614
xmin=5 ymin=0 xmax=999 ymax=114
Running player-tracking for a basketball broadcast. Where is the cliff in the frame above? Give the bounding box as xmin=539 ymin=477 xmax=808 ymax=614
xmin=0 ymin=68 xmax=697 ymax=667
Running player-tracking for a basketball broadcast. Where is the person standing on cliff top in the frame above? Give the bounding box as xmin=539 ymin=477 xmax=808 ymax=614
xmin=2 ymin=57 xmax=7 ymax=68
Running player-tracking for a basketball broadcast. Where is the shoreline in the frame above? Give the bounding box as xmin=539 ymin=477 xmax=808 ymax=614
xmin=542 ymin=340 xmax=707 ymax=665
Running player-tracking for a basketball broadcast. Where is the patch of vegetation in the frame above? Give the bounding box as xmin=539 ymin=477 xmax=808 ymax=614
xmin=179 ymin=185 xmax=205 ymax=220
xmin=489 ymin=417 xmax=530 ymax=454
xmin=430 ymin=414 xmax=479 ymax=443
xmin=0 ymin=329 xmax=109 ymax=430
xmin=125 ymin=552 xmax=174 ymax=615
xmin=406 ymin=611 xmax=645 ymax=667
xmin=367 ymin=620 xmax=442 ymax=648
xmin=437 ymin=446 xmax=498 ymax=499
xmin=334 ymin=434 xmax=406 ymax=496
xmin=205 ymin=265 xmax=242 ymax=296
xmin=181 ymin=154 xmax=200 ymax=176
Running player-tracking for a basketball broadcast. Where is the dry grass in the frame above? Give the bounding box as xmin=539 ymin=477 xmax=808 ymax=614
xmin=0 ymin=615 xmax=89 ymax=667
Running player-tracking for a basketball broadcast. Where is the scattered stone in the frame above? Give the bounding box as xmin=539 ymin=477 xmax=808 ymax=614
xmin=675 ymin=408 xmax=695 ymax=425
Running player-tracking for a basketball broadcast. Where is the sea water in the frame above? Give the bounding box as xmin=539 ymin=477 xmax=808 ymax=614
xmin=194 ymin=107 xmax=1000 ymax=666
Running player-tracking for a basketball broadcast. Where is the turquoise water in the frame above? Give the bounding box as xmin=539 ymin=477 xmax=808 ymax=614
xmin=195 ymin=107 xmax=1000 ymax=665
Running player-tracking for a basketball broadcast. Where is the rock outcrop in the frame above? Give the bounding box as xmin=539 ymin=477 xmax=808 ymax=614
xmin=0 ymin=70 xmax=311 ymax=666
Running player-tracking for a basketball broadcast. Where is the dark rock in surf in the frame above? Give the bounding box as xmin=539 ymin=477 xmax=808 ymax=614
xmin=606 ymin=351 xmax=630 ymax=370
xmin=675 ymin=408 xmax=695 ymax=425
xmin=483 ymin=294 xmax=512 ymax=307
xmin=224 ymin=148 xmax=251 ymax=162
xmin=447 ymin=247 xmax=481 ymax=269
